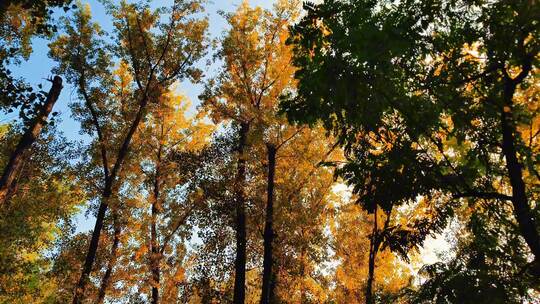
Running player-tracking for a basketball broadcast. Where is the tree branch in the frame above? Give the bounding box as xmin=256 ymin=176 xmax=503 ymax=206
xmin=453 ymin=191 xmax=512 ymax=201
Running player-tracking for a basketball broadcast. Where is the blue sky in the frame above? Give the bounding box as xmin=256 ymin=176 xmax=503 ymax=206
xmin=6 ymin=0 xmax=277 ymax=140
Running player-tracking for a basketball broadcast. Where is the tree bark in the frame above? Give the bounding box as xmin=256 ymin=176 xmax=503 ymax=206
xmin=150 ymin=146 xmax=162 ymax=304
xmin=260 ymin=144 xmax=276 ymax=304
xmin=233 ymin=122 xmax=249 ymax=304
xmin=73 ymin=188 xmax=111 ymax=304
xmin=366 ymin=209 xmax=379 ymax=304
xmin=96 ymin=211 xmax=122 ymax=304
xmin=151 ymin=208 xmax=161 ymax=304
xmin=0 ymin=76 xmax=62 ymax=205
xmin=500 ymin=78 xmax=540 ymax=267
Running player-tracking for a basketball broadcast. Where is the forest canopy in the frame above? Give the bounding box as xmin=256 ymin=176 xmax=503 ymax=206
xmin=0 ymin=0 xmax=538 ymax=303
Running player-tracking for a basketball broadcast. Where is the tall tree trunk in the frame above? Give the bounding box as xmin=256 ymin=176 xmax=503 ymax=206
xmin=233 ymin=122 xmax=249 ymax=304
xmin=366 ymin=209 xmax=379 ymax=304
xmin=151 ymin=208 xmax=161 ymax=304
xmin=73 ymin=97 xmax=149 ymax=304
xmin=151 ymin=146 xmax=162 ymax=304
xmin=501 ymin=78 xmax=540 ymax=271
xmin=96 ymin=211 xmax=122 ymax=304
xmin=261 ymin=144 xmax=276 ymax=304
xmin=0 ymin=76 xmax=62 ymax=205
xmin=73 ymin=186 xmax=112 ymax=304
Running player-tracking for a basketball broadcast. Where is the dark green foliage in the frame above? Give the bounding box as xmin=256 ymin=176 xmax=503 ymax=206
xmin=0 ymin=124 xmax=83 ymax=301
xmin=410 ymin=210 xmax=535 ymax=304
xmin=0 ymin=0 xmax=74 ymax=35
xmin=283 ymin=0 xmax=539 ymax=300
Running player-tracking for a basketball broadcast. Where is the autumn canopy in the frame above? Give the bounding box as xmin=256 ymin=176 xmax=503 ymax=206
xmin=0 ymin=0 xmax=538 ymax=303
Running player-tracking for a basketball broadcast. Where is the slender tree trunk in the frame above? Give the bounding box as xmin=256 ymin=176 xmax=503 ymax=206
xmin=233 ymin=122 xmax=249 ymax=304
xmin=73 ymin=185 xmax=111 ymax=304
xmin=366 ymin=239 xmax=377 ymax=304
xmin=151 ymin=210 xmax=161 ymax=304
xmin=366 ymin=209 xmax=379 ymax=304
xmin=0 ymin=76 xmax=62 ymax=205
xmin=73 ymin=97 xmax=149 ymax=304
xmin=501 ymin=79 xmax=540 ymax=270
xmin=151 ymin=147 xmax=162 ymax=304
xmin=96 ymin=211 xmax=122 ymax=304
xmin=261 ymin=144 xmax=276 ymax=304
